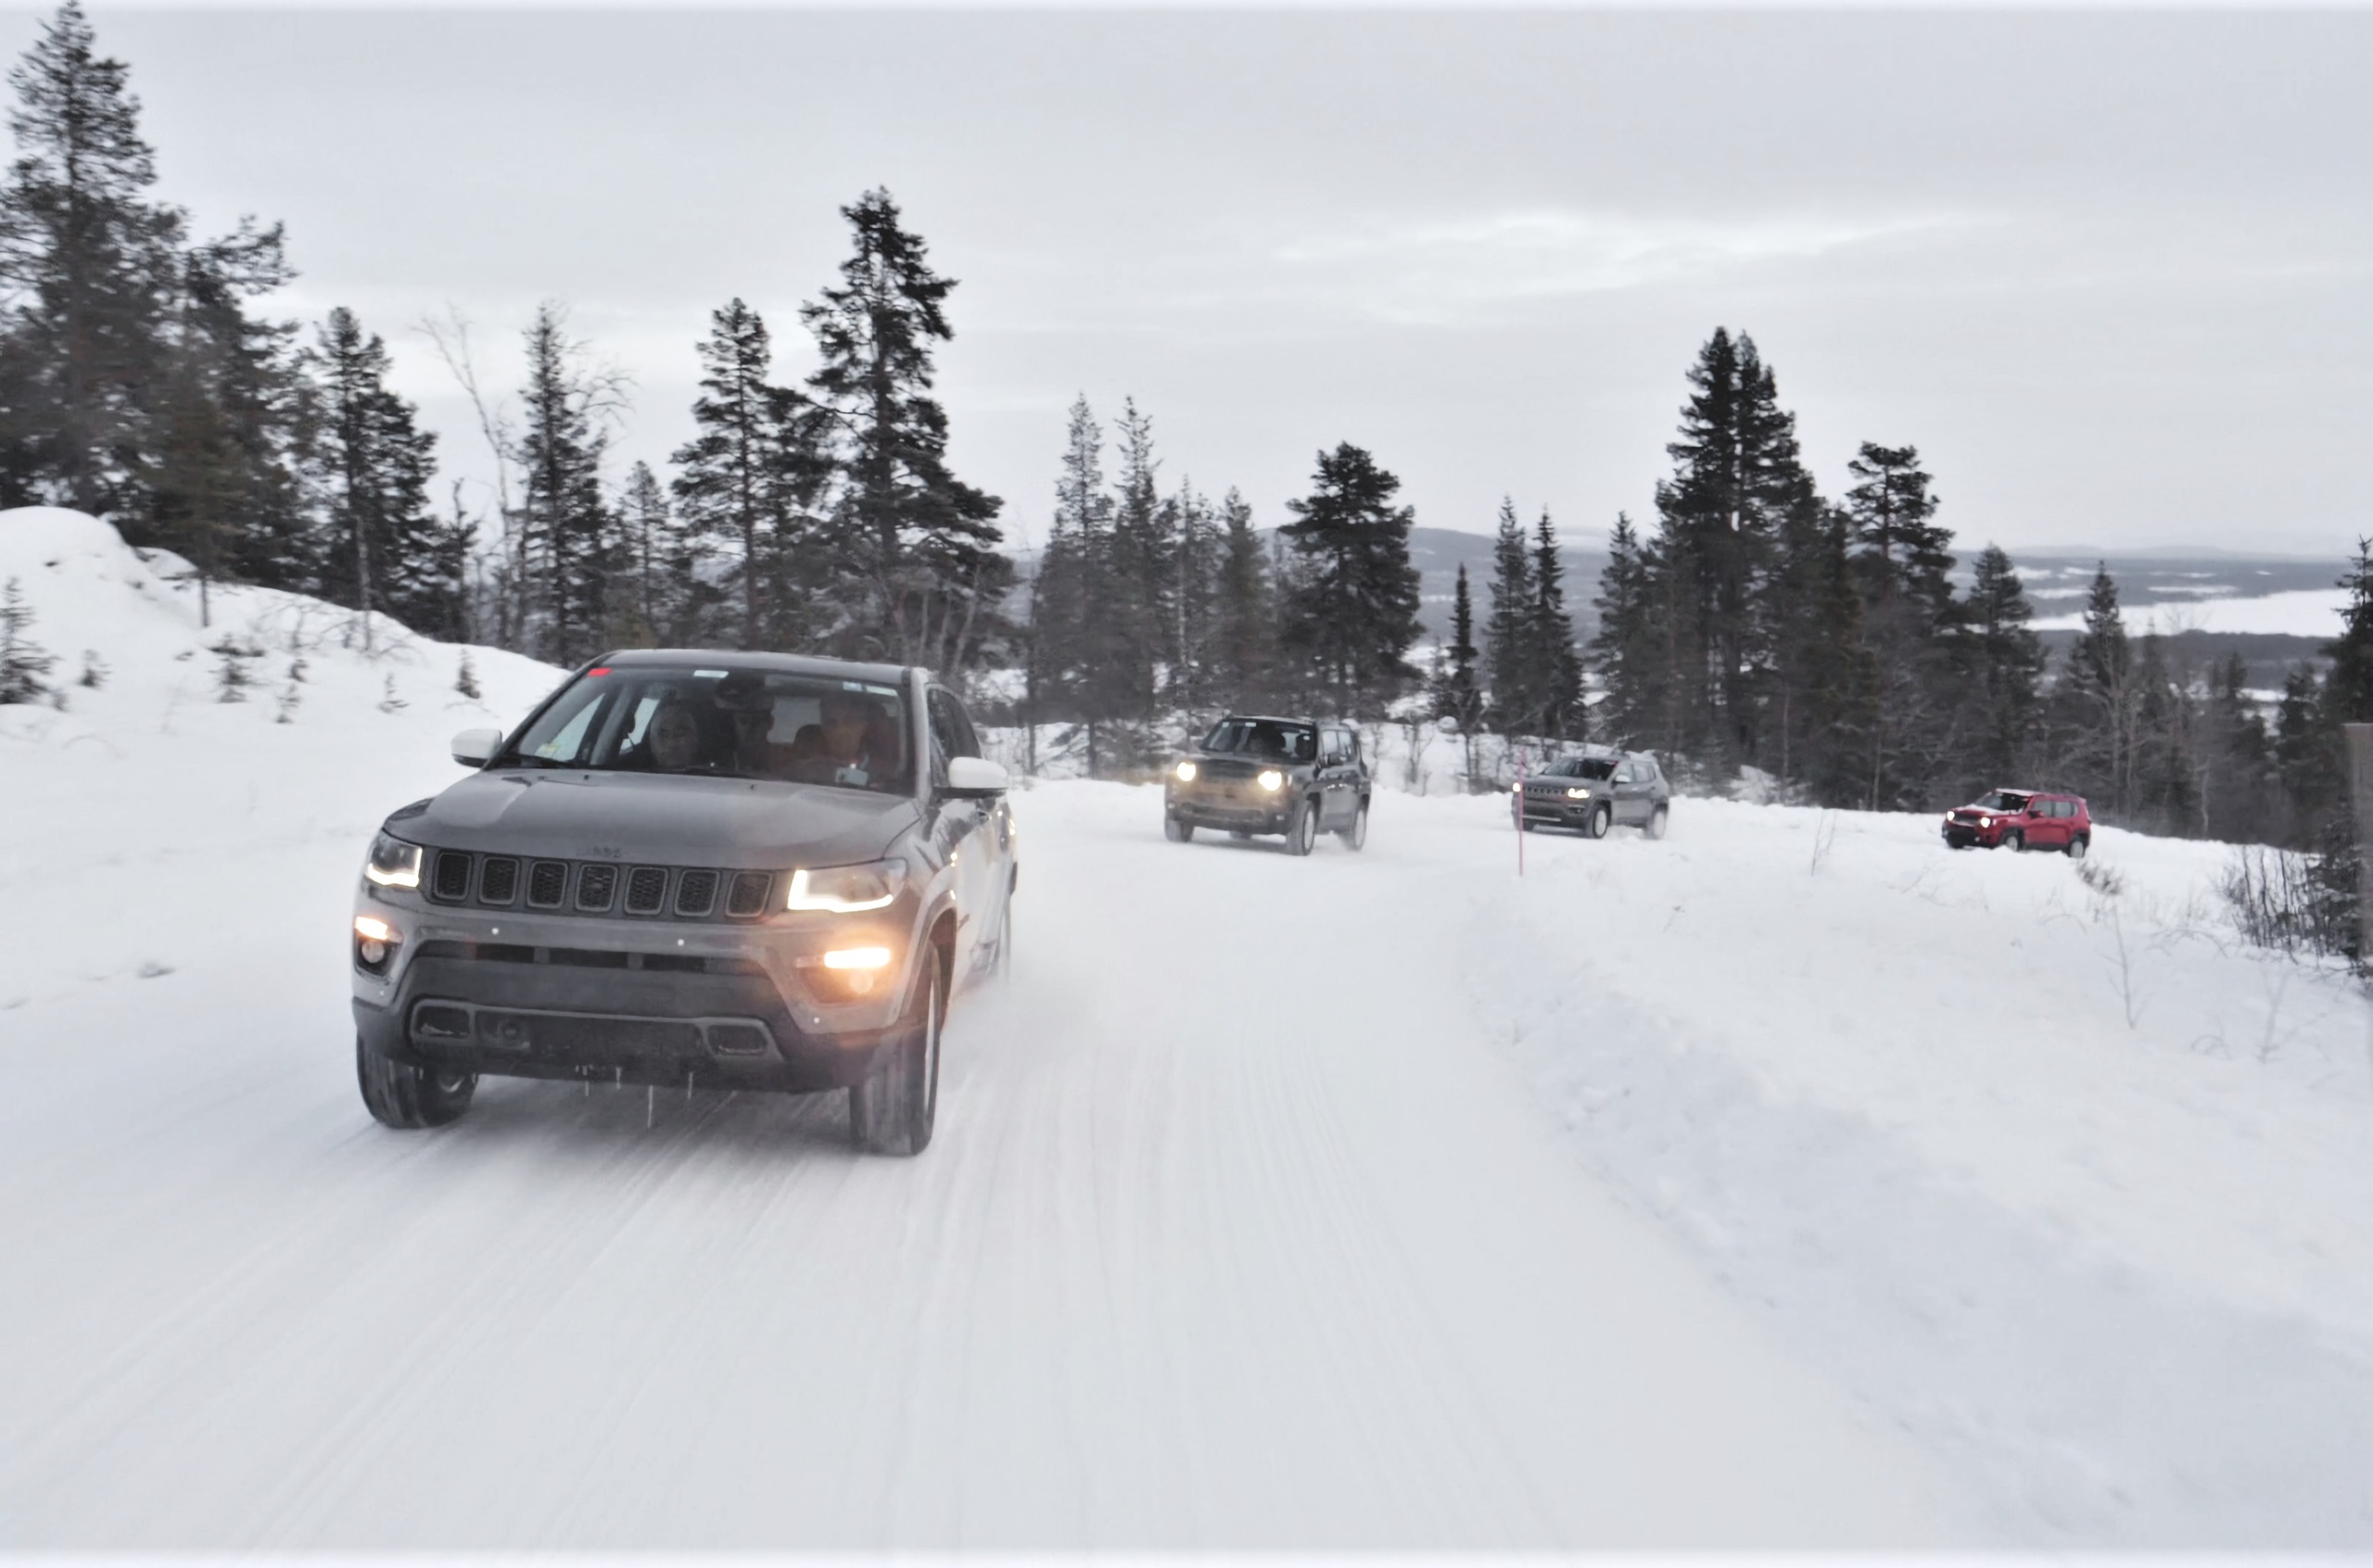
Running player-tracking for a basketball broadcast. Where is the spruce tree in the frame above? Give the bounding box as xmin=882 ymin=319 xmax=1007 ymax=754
xmin=1278 ymin=442 xmax=1422 ymax=717
xmin=0 ymin=2 xmax=181 ymax=518
xmin=1961 ymin=544 xmax=2044 ymax=790
xmin=2320 ymin=539 xmax=2373 ymax=724
xmin=1435 ymin=561 xmax=1484 ymax=784
xmin=1529 ymin=507 xmax=1583 ymax=740
xmin=801 ymin=188 xmax=1008 ymax=677
xmin=1209 ymin=487 xmax=1275 ymax=714
xmin=1105 ymin=397 xmax=1167 ymax=720
xmin=1842 ymin=442 xmax=1954 ymax=807
xmin=2058 ymin=564 xmax=2135 ymax=812
xmin=312 ymin=305 xmax=442 ymax=642
xmin=1169 ymin=478 xmax=1221 ymax=713
xmin=1588 ymin=512 xmax=1656 ymax=748
xmin=0 ymin=576 xmax=56 ymax=702
xmin=514 ymin=303 xmax=618 ymax=665
xmin=1482 ymin=497 xmax=1534 ymax=736
xmin=671 ymin=298 xmax=818 ymax=650
xmin=1030 ymin=396 xmax=1123 ymax=773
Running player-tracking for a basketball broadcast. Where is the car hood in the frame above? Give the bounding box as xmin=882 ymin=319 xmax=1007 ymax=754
xmin=397 ymin=769 xmax=920 ymax=870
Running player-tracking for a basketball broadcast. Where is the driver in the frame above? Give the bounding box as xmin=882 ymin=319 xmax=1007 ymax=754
xmin=643 ymin=698 xmax=704 ymax=774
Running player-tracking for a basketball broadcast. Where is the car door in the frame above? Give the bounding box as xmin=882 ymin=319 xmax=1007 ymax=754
xmin=1320 ymin=727 xmax=1352 ymax=828
xmin=1610 ymin=759 xmax=1645 ymax=823
xmin=926 ymin=688 xmax=993 ymax=972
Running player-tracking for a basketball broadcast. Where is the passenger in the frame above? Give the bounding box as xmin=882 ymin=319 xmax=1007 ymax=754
xmin=788 ymin=691 xmax=893 ymax=787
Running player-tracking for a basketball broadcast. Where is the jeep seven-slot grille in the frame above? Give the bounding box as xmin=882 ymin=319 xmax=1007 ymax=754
xmin=478 ymin=856 xmax=520 ymax=904
xmin=624 ymin=866 xmax=667 ymax=915
xmin=419 ymin=850 xmax=776 ymax=921
xmin=728 ymin=872 xmax=771 ymax=917
xmin=576 ymin=864 xmax=617 ymax=912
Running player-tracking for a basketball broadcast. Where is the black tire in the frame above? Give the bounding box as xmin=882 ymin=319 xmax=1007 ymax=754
xmin=2066 ymin=834 xmax=2089 ymax=862
xmin=356 ymin=1034 xmax=475 ymax=1130
xmin=2002 ymin=829 xmax=2024 ymax=854
xmin=850 ymin=942 xmax=944 ymax=1157
xmin=1228 ymin=830 xmax=1250 ymax=841
xmin=989 ymin=879 xmax=1015 ymax=980
xmin=1164 ymin=814 xmax=1194 ymax=843
xmin=1643 ymin=805 xmax=1669 ymax=841
xmin=1339 ymin=798 xmax=1368 ymax=850
xmin=1583 ymin=803 xmax=1612 ymax=840
xmin=1286 ymin=797 xmax=1318 ymax=856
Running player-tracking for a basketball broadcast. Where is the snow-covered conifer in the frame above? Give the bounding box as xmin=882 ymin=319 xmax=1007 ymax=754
xmin=0 ymin=577 xmax=57 ymax=703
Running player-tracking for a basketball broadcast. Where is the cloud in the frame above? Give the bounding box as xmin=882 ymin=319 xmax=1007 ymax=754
xmin=1273 ymin=208 xmax=1983 ymax=324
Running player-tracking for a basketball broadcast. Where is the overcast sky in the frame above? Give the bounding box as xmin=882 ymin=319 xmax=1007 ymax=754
xmin=11 ymin=6 xmax=2369 ymax=555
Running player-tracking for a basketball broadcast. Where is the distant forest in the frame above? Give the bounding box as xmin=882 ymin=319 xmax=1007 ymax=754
xmin=4 ymin=1 xmax=2371 ymax=891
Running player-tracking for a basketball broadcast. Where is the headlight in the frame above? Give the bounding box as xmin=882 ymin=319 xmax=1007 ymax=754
xmin=1257 ymin=769 xmax=1285 ymax=791
xmin=1174 ymin=760 xmax=1198 ymax=783
xmin=1979 ymin=816 xmax=1992 ymax=828
xmin=364 ymin=832 xmax=423 ymax=889
xmin=785 ymin=858 xmax=907 ymax=913
xmin=1566 ymin=788 xmax=1591 ymax=800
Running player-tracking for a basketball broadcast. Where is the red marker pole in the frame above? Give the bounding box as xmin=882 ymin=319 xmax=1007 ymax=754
xmin=1515 ymin=745 xmax=1525 ymax=878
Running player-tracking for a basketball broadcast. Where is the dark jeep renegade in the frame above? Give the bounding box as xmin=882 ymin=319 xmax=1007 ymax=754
xmin=1162 ymin=714 xmax=1371 ymax=855
xmin=350 ymin=651 xmax=1017 ymax=1156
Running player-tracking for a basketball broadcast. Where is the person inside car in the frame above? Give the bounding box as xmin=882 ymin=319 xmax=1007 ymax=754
xmin=641 ymin=697 xmax=706 ymax=774
xmin=786 ymin=691 xmax=895 ymax=787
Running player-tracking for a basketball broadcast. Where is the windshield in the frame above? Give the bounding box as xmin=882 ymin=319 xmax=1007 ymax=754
xmin=499 ymin=665 xmax=912 ymax=794
xmin=1545 ymin=756 xmax=1617 ymax=780
xmin=1202 ymin=718 xmax=1315 ymax=762
xmin=1975 ymin=791 xmax=2031 ymax=813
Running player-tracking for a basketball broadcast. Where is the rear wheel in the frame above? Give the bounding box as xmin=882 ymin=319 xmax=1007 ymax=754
xmin=2066 ymin=833 xmax=2089 ymax=861
xmin=1164 ymin=814 xmax=1194 ymax=843
xmin=2002 ymin=829 xmax=2024 ymax=854
xmin=356 ymin=1034 xmax=475 ymax=1130
xmin=1339 ymin=798 xmax=1368 ymax=850
xmin=1643 ymin=805 xmax=1669 ymax=841
xmin=850 ymin=943 xmax=944 ymax=1157
xmin=1584 ymin=803 xmax=1613 ymax=840
xmin=1286 ymin=797 xmax=1318 ymax=856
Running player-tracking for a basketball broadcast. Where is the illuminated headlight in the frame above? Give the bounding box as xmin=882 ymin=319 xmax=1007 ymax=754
xmin=1979 ymin=816 xmax=1993 ymax=828
xmin=364 ymin=832 xmax=423 ymax=890
xmin=785 ymin=859 xmax=906 ymax=913
xmin=1566 ymin=788 xmax=1591 ymax=800
xmin=1174 ymin=760 xmax=1198 ymax=783
xmin=821 ymin=946 xmax=893 ymax=970
xmin=353 ymin=913 xmax=400 ymax=972
xmin=1257 ymin=769 xmax=1285 ymax=791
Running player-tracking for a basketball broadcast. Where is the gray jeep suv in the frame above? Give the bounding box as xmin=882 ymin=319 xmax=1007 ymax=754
xmin=1162 ymin=714 xmax=1371 ymax=854
xmin=350 ymin=651 xmax=1016 ymax=1156
xmin=1513 ymin=745 xmax=1671 ymax=839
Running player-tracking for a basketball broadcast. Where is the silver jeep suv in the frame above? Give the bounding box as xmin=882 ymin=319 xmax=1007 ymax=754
xmin=350 ymin=651 xmax=1016 ymax=1156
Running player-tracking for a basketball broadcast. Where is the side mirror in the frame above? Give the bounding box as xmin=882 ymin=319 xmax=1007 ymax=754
xmin=945 ymin=756 xmax=1009 ymax=798
xmin=451 ymin=727 xmax=502 ymax=767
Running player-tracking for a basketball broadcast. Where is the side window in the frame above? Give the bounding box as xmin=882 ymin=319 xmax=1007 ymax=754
xmin=926 ymin=689 xmax=971 ymax=784
xmin=1326 ymin=728 xmax=1350 ymax=765
xmin=1614 ymin=761 xmax=1638 ymax=784
xmin=945 ymin=693 xmax=983 ymax=759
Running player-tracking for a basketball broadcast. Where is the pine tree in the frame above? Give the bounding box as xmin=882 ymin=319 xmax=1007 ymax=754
xmin=619 ymin=460 xmax=708 ymax=646
xmin=2320 ymin=539 xmax=2373 ymax=724
xmin=513 ymin=302 xmax=619 ymax=666
xmin=1768 ymin=497 xmax=1875 ymax=803
xmin=1529 ymin=507 xmax=1583 ymax=740
xmin=0 ymin=576 xmax=56 ymax=703
xmin=1105 ymin=397 xmax=1167 ymax=719
xmin=2057 ymin=564 xmax=2136 ymax=812
xmin=1843 ymin=442 xmax=1954 ymax=807
xmin=1435 ymin=561 xmax=1484 ymax=784
xmin=1169 ymin=477 xmax=1221 ymax=713
xmin=312 ymin=305 xmax=443 ymax=643
xmin=1482 ymin=497 xmax=1534 ymax=736
xmin=801 ymin=188 xmax=1008 ymax=677
xmin=0 ymin=2 xmax=183 ymax=518
xmin=1030 ymin=395 xmax=1124 ymax=772
xmin=1278 ymin=442 xmax=1422 ymax=717
xmin=1209 ymin=487 xmax=1275 ymax=714
xmin=670 ymin=298 xmax=818 ymax=650
xmin=1589 ymin=512 xmax=1657 ymax=748
xmin=1961 ymin=544 xmax=2044 ymax=791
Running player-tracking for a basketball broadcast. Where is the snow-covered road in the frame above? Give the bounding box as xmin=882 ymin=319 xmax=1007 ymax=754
xmin=0 ymin=777 xmax=1963 ymax=1548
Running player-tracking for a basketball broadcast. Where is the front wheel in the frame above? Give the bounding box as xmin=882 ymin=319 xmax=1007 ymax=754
xmin=357 ymin=1035 xmax=476 ymax=1129
xmin=2066 ymin=834 xmax=2088 ymax=861
xmin=1643 ymin=805 xmax=1669 ymax=841
xmin=1286 ymin=798 xmax=1318 ymax=856
xmin=1583 ymin=803 xmax=1612 ymax=840
xmin=1339 ymin=799 xmax=1368 ymax=851
xmin=850 ymin=943 xmax=944 ymax=1157
xmin=2001 ymin=829 xmax=2024 ymax=854
xmin=1164 ymin=814 xmax=1194 ymax=843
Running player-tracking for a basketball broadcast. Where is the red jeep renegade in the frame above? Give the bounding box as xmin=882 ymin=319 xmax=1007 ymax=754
xmin=1941 ymin=789 xmax=2091 ymax=859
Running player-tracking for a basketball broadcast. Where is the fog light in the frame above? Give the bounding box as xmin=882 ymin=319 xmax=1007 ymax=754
xmin=822 ymin=946 xmax=893 ymax=970
xmin=799 ymin=944 xmax=896 ymax=1003
xmin=354 ymin=914 xmax=400 ymax=973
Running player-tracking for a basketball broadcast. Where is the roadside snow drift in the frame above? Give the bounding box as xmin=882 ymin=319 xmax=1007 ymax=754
xmin=2 ymin=508 xmax=2368 ymax=1548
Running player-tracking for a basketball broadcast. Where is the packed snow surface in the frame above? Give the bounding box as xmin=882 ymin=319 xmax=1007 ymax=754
xmin=4 ymin=508 xmax=2370 ymax=1547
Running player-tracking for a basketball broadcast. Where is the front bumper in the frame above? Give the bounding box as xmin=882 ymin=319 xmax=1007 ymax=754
xmin=1167 ymin=783 xmax=1292 ymax=832
xmin=1516 ymin=792 xmax=1601 ymax=826
xmin=351 ymin=894 xmax=917 ymax=1094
